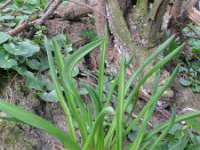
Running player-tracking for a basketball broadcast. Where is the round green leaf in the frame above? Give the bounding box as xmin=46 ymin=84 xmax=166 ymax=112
xmin=3 ymin=40 xmax=40 ymax=57
xmin=189 ymin=39 xmax=200 ymax=49
xmin=27 ymin=57 xmax=49 ymax=72
xmin=178 ymin=66 xmax=188 ymax=73
xmin=79 ymin=88 xmax=88 ymax=95
xmin=192 ymin=61 xmax=200 ymax=71
xmin=192 ymin=85 xmax=200 ymax=93
xmin=0 ymin=58 xmax=17 ymax=69
xmin=179 ymin=78 xmax=191 ymax=87
xmin=72 ymin=66 xmax=79 ymax=77
xmin=0 ymin=32 xmax=10 ymax=44
xmin=38 ymin=90 xmax=59 ymax=102
xmin=27 ymin=59 xmax=41 ymax=70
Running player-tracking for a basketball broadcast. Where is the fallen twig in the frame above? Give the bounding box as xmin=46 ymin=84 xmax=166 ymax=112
xmin=32 ymin=0 xmax=62 ymax=24
xmin=7 ymin=0 xmax=110 ymax=36
xmin=8 ymin=19 xmax=29 ymax=36
xmin=68 ymin=0 xmax=110 ymax=20
xmin=0 ymin=0 xmax=13 ymax=10
xmin=7 ymin=0 xmax=62 ymax=36
xmin=42 ymin=0 xmax=54 ymax=14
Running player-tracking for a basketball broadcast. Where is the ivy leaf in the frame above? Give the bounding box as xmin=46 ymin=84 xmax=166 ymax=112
xmin=27 ymin=54 xmax=49 ymax=71
xmin=54 ymin=34 xmax=67 ymax=47
xmin=3 ymin=22 xmax=16 ymax=27
xmin=189 ymin=39 xmax=200 ymax=49
xmin=14 ymin=67 xmax=46 ymax=91
xmin=27 ymin=59 xmax=41 ymax=70
xmin=72 ymin=66 xmax=79 ymax=77
xmin=0 ymin=58 xmax=17 ymax=69
xmin=192 ymin=85 xmax=200 ymax=93
xmin=16 ymin=15 xmax=29 ymax=27
xmin=3 ymin=40 xmax=40 ymax=57
xmin=179 ymin=78 xmax=191 ymax=87
xmin=80 ymin=29 xmax=98 ymax=42
xmin=79 ymin=88 xmax=88 ymax=95
xmin=0 ymin=15 xmax=15 ymax=20
xmin=127 ymin=127 xmax=139 ymax=142
xmin=38 ymin=90 xmax=59 ymax=102
xmin=192 ymin=61 xmax=200 ymax=71
xmin=168 ymin=124 xmax=183 ymax=135
xmin=0 ymin=32 xmax=10 ymax=44
xmin=26 ymin=74 xmax=47 ymax=91
xmin=0 ymin=48 xmax=17 ymax=68
xmin=20 ymin=5 xmax=36 ymax=14
xmin=179 ymin=66 xmax=188 ymax=73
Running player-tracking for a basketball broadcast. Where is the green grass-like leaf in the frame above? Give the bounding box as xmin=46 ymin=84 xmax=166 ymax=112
xmin=149 ymin=105 xmax=176 ymax=150
xmin=0 ymin=99 xmax=81 ymax=150
xmin=62 ymin=38 xmax=103 ymax=143
xmin=116 ymin=54 xmax=125 ymax=150
xmin=124 ymin=65 xmax=180 ymax=137
xmin=129 ymin=70 xmax=161 ymax=149
xmin=97 ymin=28 xmax=108 ymax=150
xmin=125 ymin=35 xmax=175 ymax=94
xmin=83 ymin=107 xmax=114 ymax=150
xmin=124 ymin=43 xmax=185 ymax=114
xmin=45 ymin=37 xmax=77 ymax=142
xmin=144 ymin=111 xmax=200 ymax=141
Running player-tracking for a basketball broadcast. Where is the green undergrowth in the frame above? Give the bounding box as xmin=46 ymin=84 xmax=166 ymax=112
xmin=0 ymin=0 xmax=52 ymax=101
xmin=0 ymin=29 xmax=200 ymax=149
xmin=0 ymin=0 xmax=98 ymax=102
xmin=0 ymin=1 xmax=200 ymax=149
xmin=169 ymin=23 xmax=200 ymax=93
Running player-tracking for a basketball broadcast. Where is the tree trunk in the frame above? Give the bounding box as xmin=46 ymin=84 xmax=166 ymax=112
xmin=106 ymin=0 xmax=170 ymax=77
xmin=107 ymin=0 xmax=200 ymax=111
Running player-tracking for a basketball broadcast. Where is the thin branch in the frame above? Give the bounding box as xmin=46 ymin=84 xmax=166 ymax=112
xmin=0 ymin=0 xmax=13 ymax=10
xmin=7 ymin=0 xmax=62 ymax=36
xmin=32 ymin=0 xmax=62 ymax=24
xmin=83 ymin=79 xmax=153 ymax=126
xmin=172 ymin=0 xmax=184 ymax=17
xmin=68 ymin=0 xmax=110 ymax=20
xmin=8 ymin=19 xmax=29 ymax=36
xmin=7 ymin=0 xmax=111 ymax=36
xmin=42 ymin=0 xmax=54 ymax=14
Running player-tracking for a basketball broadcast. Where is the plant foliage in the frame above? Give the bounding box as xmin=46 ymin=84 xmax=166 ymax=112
xmin=0 ymin=31 xmax=200 ymax=149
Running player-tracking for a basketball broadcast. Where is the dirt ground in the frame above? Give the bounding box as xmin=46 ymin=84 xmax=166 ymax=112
xmin=0 ymin=2 xmax=200 ymax=150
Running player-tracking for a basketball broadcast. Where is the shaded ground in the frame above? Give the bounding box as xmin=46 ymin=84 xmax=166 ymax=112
xmin=0 ymin=74 xmax=66 ymax=150
xmin=0 ymin=15 xmax=97 ymax=149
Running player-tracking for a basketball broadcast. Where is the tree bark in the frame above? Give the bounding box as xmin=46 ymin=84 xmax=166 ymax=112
xmin=147 ymin=0 xmax=170 ymax=47
xmin=136 ymin=0 xmax=148 ymax=14
xmin=94 ymin=0 xmax=107 ymax=37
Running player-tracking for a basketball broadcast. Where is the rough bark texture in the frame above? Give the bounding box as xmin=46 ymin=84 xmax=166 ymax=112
xmin=185 ymin=0 xmax=200 ymax=26
xmin=136 ymin=0 xmax=148 ymax=14
xmin=118 ymin=0 xmax=133 ymax=15
xmin=107 ymin=0 xmax=141 ymax=71
xmin=147 ymin=0 xmax=170 ymax=47
xmin=94 ymin=0 xmax=107 ymax=37
xmin=55 ymin=0 xmax=92 ymax=20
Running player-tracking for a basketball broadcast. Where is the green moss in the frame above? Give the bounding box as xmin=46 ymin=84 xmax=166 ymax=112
xmin=107 ymin=0 xmax=141 ymax=71
xmin=0 ymin=121 xmax=34 ymax=150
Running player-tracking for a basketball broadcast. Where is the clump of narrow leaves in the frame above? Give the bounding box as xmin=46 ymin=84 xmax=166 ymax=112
xmin=0 ymin=30 xmax=200 ymax=150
